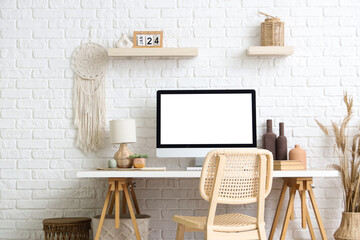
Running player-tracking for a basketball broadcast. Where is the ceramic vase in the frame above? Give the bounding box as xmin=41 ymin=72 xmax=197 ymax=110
xmin=108 ymin=159 xmax=117 ymax=168
xmin=263 ymin=119 xmax=277 ymax=160
xmin=114 ymin=144 xmax=133 ymax=168
xmin=334 ymin=212 xmax=360 ymax=240
xmin=276 ymin=122 xmax=287 ymax=160
xmin=133 ymin=158 xmax=146 ymax=168
xmin=289 ymin=145 xmax=306 ymax=169
xmin=115 ymin=33 xmax=133 ymax=48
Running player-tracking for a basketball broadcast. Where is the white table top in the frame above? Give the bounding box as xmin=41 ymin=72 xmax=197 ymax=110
xmin=76 ymin=169 xmax=339 ymax=178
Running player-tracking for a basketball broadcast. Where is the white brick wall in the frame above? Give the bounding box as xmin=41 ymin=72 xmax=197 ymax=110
xmin=0 ymin=0 xmax=355 ymax=239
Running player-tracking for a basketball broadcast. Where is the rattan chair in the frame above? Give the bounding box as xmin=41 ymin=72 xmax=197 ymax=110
xmin=173 ymin=149 xmax=273 ymax=240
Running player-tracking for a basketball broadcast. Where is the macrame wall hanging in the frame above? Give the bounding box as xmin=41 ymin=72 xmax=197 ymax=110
xmin=71 ymin=42 xmax=108 ymax=152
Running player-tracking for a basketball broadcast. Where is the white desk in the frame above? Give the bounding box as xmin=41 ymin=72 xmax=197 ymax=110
xmin=76 ymin=169 xmax=339 ymax=178
xmin=77 ymin=169 xmax=339 ymax=240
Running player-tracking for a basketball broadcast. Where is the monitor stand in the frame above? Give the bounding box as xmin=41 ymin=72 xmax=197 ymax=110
xmin=186 ymin=157 xmax=204 ymax=171
xmin=195 ymin=157 xmax=204 ymax=167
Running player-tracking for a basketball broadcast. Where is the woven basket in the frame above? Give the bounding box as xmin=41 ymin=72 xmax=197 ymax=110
xmin=43 ymin=217 xmax=91 ymax=240
xmin=334 ymin=212 xmax=360 ymax=240
xmin=261 ymin=17 xmax=284 ymax=46
xmin=92 ymin=214 xmax=150 ymax=240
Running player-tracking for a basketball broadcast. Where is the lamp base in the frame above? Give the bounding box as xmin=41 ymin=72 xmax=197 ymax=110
xmin=114 ymin=143 xmax=133 ymax=168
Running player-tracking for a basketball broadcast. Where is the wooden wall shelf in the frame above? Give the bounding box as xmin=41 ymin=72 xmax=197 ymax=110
xmin=246 ymin=46 xmax=294 ymax=56
xmin=108 ymin=48 xmax=198 ymax=57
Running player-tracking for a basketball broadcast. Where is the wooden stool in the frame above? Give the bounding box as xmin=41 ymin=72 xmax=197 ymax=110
xmin=95 ymin=178 xmax=141 ymax=240
xmin=269 ymin=177 xmax=327 ymax=240
xmin=43 ymin=217 xmax=91 ymax=240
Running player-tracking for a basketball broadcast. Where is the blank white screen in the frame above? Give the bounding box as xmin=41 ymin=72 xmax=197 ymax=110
xmin=160 ymin=93 xmax=254 ymax=145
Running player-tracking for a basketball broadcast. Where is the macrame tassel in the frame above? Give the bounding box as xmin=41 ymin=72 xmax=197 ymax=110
xmin=73 ymin=75 xmax=106 ymax=152
xmin=72 ymin=42 xmax=108 ymax=153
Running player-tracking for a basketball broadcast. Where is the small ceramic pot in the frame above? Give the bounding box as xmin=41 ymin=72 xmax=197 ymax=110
xmin=108 ymin=159 xmax=117 ymax=168
xmin=133 ymin=158 xmax=146 ymax=168
xmin=289 ymin=145 xmax=306 ymax=169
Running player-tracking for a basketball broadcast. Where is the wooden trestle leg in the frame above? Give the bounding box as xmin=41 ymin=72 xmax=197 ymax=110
xmin=269 ymin=178 xmax=327 ymax=240
xmin=95 ymin=178 xmax=142 ymax=240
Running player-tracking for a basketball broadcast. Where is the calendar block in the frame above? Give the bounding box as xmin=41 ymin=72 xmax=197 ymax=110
xmin=133 ymin=31 xmax=163 ymax=48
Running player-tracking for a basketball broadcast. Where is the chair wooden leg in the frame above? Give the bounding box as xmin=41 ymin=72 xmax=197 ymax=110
xmin=108 ymin=192 xmax=115 ymax=215
xmin=176 ymin=224 xmax=185 ymax=240
xmin=308 ymin=183 xmax=327 ymax=240
xmin=280 ymin=184 xmax=296 ymax=240
xmin=269 ymin=180 xmax=287 ymax=240
xmin=258 ymin=223 xmax=266 ymax=240
xmin=94 ymin=184 xmax=112 ymax=240
xmin=130 ymin=181 xmax=141 ymax=214
xmin=123 ymin=183 xmax=141 ymax=240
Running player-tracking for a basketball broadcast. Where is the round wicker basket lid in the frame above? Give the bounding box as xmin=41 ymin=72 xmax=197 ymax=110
xmin=265 ymin=17 xmax=281 ymax=22
xmin=43 ymin=217 xmax=91 ymax=224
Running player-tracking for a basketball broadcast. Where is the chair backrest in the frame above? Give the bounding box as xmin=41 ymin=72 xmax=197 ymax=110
xmin=199 ymin=149 xmax=273 ymax=205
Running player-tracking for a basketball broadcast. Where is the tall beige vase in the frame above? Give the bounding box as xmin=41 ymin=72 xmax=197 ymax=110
xmin=289 ymin=145 xmax=306 ymax=169
xmin=334 ymin=212 xmax=360 ymax=240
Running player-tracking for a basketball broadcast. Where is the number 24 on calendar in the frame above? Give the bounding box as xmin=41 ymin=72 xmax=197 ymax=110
xmin=133 ymin=31 xmax=163 ymax=48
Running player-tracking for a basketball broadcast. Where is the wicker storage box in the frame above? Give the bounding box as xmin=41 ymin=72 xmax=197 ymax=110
xmin=92 ymin=214 xmax=150 ymax=240
xmin=261 ymin=17 xmax=284 ymax=46
xmin=43 ymin=217 xmax=91 ymax=240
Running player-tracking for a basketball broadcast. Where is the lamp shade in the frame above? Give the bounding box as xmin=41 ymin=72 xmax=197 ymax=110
xmin=110 ymin=119 xmax=136 ymax=144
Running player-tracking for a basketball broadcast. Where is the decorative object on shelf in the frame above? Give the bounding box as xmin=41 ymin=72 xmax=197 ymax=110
xmin=276 ymin=122 xmax=287 ymax=160
xmin=316 ymin=93 xmax=360 ymax=240
xmin=273 ymin=160 xmax=304 ymax=170
xmin=133 ymin=31 xmax=163 ymax=48
xmin=71 ymin=42 xmax=108 ymax=152
xmin=129 ymin=154 xmax=148 ymax=168
xmin=115 ymin=33 xmax=133 ymax=48
xmin=110 ymin=119 xmax=137 ymax=168
xmin=289 ymin=145 xmax=306 ymax=169
xmin=263 ymin=119 xmax=277 ymax=160
xmin=108 ymin=159 xmax=117 ymax=168
xmin=43 ymin=217 xmax=91 ymax=240
xmin=259 ymin=12 xmax=284 ymax=46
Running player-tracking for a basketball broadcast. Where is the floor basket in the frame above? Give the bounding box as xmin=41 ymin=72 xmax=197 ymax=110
xmin=92 ymin=214 xmax=150 ymax=240
xmin=43 ymin=217 xmax=91 ymax=240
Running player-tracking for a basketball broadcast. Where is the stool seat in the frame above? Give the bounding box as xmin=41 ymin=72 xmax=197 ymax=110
xmin=173 ymin=213 xmax=258 ymax=232
xmin=43 ymin=217 xmax=91 ymax=240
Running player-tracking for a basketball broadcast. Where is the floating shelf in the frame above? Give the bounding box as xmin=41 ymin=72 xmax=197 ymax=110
xmin=108 ymin=48 xmax=198 ymax=57
xmin=246 ymin=46 xmax=294 ymax=56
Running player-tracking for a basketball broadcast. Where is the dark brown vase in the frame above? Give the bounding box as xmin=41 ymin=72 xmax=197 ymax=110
xmin=263 ymin=119 xmax=276 ymax=160
xmin=276 ymin=122 xmax=287 ymax=160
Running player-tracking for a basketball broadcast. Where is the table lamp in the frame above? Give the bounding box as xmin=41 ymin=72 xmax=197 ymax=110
xmin=110 ymin=119 xmax=136 ymax=168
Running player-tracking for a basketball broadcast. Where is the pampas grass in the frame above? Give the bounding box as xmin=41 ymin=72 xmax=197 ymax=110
xmin=316 ymin=92 xmax=360 ymax=212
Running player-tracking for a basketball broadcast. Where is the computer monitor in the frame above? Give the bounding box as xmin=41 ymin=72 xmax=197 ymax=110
xmin=156 ymin=89 xmax=257 ymax=158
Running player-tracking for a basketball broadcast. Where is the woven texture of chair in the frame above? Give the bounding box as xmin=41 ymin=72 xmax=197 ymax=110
xmin=43 ymin=217 xmax=91 ymax=240
xmin=173 ymin=149 xmax=273 ymax=240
